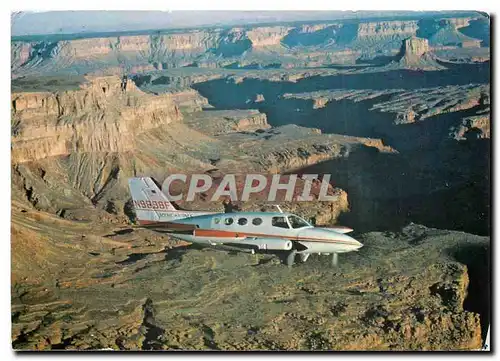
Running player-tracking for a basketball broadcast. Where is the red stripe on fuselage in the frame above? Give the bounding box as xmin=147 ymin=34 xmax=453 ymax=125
xmin=192 ymin=229 xmax=358 ymax=246
xmin=138 ymin=220 xmax=158 ymax=225
xmin=134 ymin=208 xmax=208 ymax=214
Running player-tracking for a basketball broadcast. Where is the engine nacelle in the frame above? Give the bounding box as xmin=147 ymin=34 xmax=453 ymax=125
xmin=238 ymin=237 xmax=293 ymax=251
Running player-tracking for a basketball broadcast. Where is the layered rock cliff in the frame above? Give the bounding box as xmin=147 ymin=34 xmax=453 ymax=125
xmin=357 ymin=20 xmax=418 ymax=38
xmin=11 ymin=14 xmax=488 ymax=75
xmin=396 ymin=36 xmax=445 ymax=70
xmin=10 ymin=13 xmax=491 ymax=351
xmin=247 ymin=26 xmax=292 ymax=47
xmin=11 ymin=216 xmax=488 ymax=350
xmin=11 ymin=76 xmax=182 ymax=163
xmin=11 ymin=75 xmax=364 ymax=224
xmin=183 ymin=109 xmax=270 ymax=135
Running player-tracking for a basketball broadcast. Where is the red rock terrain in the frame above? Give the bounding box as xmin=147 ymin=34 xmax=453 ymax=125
xmin=10 ymin=11 xmax=490 ymax=351
xmin=12 ymin=13 xmax=489 ymax=76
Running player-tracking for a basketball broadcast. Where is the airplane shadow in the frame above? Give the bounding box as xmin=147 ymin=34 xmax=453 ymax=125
xmin=104 ymin=228 xmax=134 ymax=237
xmin=163 ymin=242 xmax=287 ymax=266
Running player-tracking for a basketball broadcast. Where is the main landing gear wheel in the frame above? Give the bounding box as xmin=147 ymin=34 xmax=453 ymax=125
xmin=331 ymin=253 xmax=338 ymax=267
xmin=286 ymin=250 xmax=297 ymax=268
xmin=299 ymin=253 xmax=310 ymax=263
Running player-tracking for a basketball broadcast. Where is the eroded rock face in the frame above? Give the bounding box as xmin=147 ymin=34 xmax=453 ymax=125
xmin=396 ymin=36 xmax=445 ymax=70
xmin=10 ymin=13 xmax=490 ymax=351
xmin=11 ymin=84 xmax=366 ymax=224
xmin=246 ymin=26 xmax=292 ymax=47
xmin=10 ymin=213 xmax=488 ymax=350
xmin=395 ymin=108 xmax=417 ymax=124
xmin=357 ymin=20 xmax=418 ymax=38
xmin=183 ymin=109 xmax=270 ymax=135
xmin=258 ymin=142 xmax=347 ymax=173
xmin=402 ymin=36 xmax=430 ymax=57
xmin=11 ymin=76 xmax=182 ymax=162
xmin=11 ymin=14 xmax=488 ymax=74
xmin=450 ymin=114 xmax=490 ymax=140
xmin=166 ymin=89 xmax=210 ymax=113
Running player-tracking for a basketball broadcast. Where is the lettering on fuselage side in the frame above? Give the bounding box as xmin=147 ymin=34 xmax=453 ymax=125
xmin=168 ymin=213 xmax=196 ymax=218
xmin=133 ymin=208 xmax=195 ymax=219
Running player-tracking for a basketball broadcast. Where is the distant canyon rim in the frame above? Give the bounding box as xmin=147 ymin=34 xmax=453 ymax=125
xmin=11 ymin=11 xmax=490 ymax=351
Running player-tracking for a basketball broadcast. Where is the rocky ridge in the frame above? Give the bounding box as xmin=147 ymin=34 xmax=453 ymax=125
xmin=11 ymin=14 xmax=488 ymax=75
xmin=11 ymin=76 xmax=392 ymax=224
xmin=11 ymin=76 xmax=182 ymax=163
xmin=11 ymin=210 xmax=489 ymax=350
xmin=396 ymin=36 xmax=445 ymax=70
xmin=10 ymin=12 xmax=491 ymax=351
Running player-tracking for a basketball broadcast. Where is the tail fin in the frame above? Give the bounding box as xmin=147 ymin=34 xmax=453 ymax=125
xmin=128 ymin=177 xmax=217 ymax=224
xmin=128 ymin=177 xmax=178 ymax=223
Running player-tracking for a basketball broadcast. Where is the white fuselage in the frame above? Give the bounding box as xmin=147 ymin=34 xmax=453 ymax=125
xmin=127 ymin=177 xmax=362 ymax=261
xmin=150 ymin=212 xmax=363 ymax=254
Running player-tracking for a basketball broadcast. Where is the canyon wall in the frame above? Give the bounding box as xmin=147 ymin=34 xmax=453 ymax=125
xmin=357 ymin=20 xmax=418 ymax=37
xmin=246 ymin=26 xmax=293 ymax=47
xmin=11 ymin=15 xmax=488 ymax=74
xmin=11 ymin=76 xmax=182 ymax=163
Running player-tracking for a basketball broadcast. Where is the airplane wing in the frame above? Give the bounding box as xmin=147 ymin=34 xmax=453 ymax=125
xmin=319 ymin=225 xmax=354 ymax=234
xmin=138 ymin=221 xmax=197 ymax=234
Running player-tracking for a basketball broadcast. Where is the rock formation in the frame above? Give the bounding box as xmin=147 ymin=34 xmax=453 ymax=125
xmin=450 ymin=114 xmax=490 ymax=140
xmin=396 ymin=36 xmax=445 ymax=70
xmin=12 ymin=75 xmax=383 ymax=224
xmin=246 ymin=26 xmax=292 ymax=47
xmin=11 ymin=76 xmax=182 ymax=163
xmin=357 ymin=20 xmax=418 ymax=38
xmin=9 ymin=11 xmax=491 ymax=351
xmin=11 ymin=216 xmax=489 ymax=350
xmin=11 ymin=14 xmax=488 ymax=75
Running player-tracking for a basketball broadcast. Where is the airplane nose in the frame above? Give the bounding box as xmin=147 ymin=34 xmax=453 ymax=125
xmin=336 ymin=232 xmax=363 ymax=249
xmin=349 ymin=236 xmax=363 ymax=249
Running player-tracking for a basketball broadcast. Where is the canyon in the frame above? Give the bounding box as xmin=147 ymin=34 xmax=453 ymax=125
xmin=12 ymin=13 xmax=489 ymax=76
xmin=10 ymin=11 xmax=490 ymax=351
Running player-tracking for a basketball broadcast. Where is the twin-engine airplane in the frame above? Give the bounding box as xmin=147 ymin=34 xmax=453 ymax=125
xmin=128 ymin=177 xmax=363 ymax=267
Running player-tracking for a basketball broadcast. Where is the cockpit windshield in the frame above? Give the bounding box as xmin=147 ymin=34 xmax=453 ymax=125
xmin=288 ymin=215 xmax=311 ymax=229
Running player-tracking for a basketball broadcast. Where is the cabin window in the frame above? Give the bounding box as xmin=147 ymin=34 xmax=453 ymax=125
xmin=214 ymin=218 xmax=220 ymax=224
xmin=288 ymin=215 xmax=310 ymax=229
xmin=272 ymin=216 xmax=290 ymax=229
xmin=224 ymin=218 xmax=234 ymax=225
xmin=237 ymin=218 xmax=248 ymax=226
xmin=252 ymin=218 xmax=263 ymax=226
